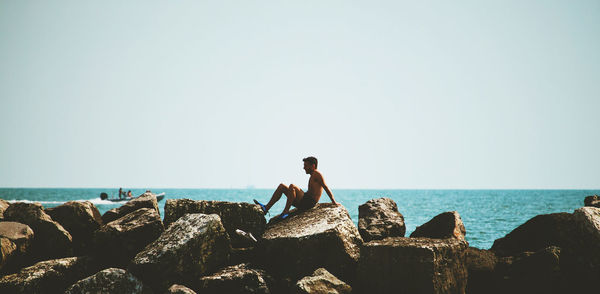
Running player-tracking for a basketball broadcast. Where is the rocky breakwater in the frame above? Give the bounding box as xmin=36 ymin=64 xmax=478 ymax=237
xmin=462 ymin=204 xmax=600 ymax=294
xmin=3 ymin=202 xmax=73 ymax=263
xmin=258 ymin=203 xmax=363 ymax=287
xmin=93 ymin=207 xmax=164 ymax=266
xmin=357 ymin=205 xmax=469 ymax=294
xmin=164 ymin=199 xmax=266 ymax=248
xmin=129 ymin=213 xmax=231 ymax=292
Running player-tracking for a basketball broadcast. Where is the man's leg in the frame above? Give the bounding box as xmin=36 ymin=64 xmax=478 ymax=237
xmin=284 ymin=184 xmax=305 ymax=214
xmin=264 ymin=183 xmax=289 ymax=212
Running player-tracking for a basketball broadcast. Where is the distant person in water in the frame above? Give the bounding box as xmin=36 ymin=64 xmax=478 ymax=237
xmin=127 ymin=190 xmax=133 ymax=198
xmin=118 ymin=187 xmax=123 ymax=199
xmin=254 ymin=156 xmax=339 ymax=221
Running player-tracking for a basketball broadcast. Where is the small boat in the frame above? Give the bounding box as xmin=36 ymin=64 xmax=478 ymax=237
xmin=100 ymin=192 xmax=165 ymax=202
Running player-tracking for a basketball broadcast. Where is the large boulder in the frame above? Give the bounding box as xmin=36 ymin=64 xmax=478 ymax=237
xmin=258 ymin=203 xmax=363 ymax=284
xmin=164 ymin=199 xmax=266 ymax=248
xmin=3 ymin=202 xmax=73 ymax=261
xmin=0 ymin=222 xmax=34 ymax=273
xmin=358 ymin=197 xmax=405 ymax=242
xmin=0 ymin=256 xmax=102 ymax=294
xmin=584 ymin=195 xmax=600 ymax=208
xmin=410 ymin=211 xmax=466 ymax=242
xmin=166 ymin=284 xmax=197 ymax=294
xmin=129 ymin=213 xmax=231 ymax=292
xmin=357 ymin=237 xmax=468 ymax=294
xmin=195 ymin=263 xmax=273 ymax=294
xmin=294 ymin=268 xmax=352 ymax=294
xmin=102 ymin=192 xmax=160 ymax=224
xmin=93 ymin=208 xmax=164 ymax=266
xmin=490 ymin=213 xmax=576 ymax=257
xmin=45 ymin=201 xmax=103 ymax=255
xmin=465 ymin=247 xmax=498 ymax=294
xmin=65 ymin=267 xmax=150 ymax=294
xmin=0 ymin=199 xmax=9 ymax=220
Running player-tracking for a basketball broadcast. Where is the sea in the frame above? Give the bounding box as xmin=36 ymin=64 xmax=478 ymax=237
xmin=1 ymin=188 xmax=596 ymax=249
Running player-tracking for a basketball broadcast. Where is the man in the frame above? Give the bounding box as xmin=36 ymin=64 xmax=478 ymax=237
xmin=254 ymin=156 xmax=339 ymax=220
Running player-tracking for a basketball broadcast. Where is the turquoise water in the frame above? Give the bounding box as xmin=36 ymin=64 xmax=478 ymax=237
xmin=0 ymin=188 xmax=596 ymax=249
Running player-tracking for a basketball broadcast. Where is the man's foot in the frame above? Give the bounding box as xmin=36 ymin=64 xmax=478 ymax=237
xmin=253 ymin=199 xmax=268 ymax=215
xmin=277 ymin=213 xmax=289 ymax=221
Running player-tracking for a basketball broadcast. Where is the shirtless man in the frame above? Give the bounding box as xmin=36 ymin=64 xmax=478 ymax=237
xmin=254 ymin=156 xmax=339 ymax=220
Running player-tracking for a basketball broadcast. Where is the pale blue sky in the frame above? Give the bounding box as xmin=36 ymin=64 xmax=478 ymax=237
xmin=1 ymin=1 xmax=599 ymax=189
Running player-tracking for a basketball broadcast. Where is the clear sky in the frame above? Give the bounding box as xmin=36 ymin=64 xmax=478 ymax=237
xmin=1 ymin=1 xmax=599 ymax=189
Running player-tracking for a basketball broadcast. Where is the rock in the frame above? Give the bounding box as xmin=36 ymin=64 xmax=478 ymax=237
xmin=410 ymin=211 xmax=466 ymax=242
xmin=165 ymin=284 xmax=197 ymax=294
xmin=230 ymin=247 xmax=257 ymax=266
xmin=570 ymin=206 xmax=600 ymax=285
xmin=258 ymin=203 xmax=362 ymax=284
xmin=195 ymin=263 xmax=272 ymax=294
xmin=357 ymin=237 xmax=468 ymax=294
xmin=490 ymin=246 xmax=566 ymax=294
xmin=358 ymin=197 xmax=405 ymax=242
xmin=0 ymin=256 xmax=101 ymax=294
xmin=3 ymin=202 xmax=73 ymax=261
xmin=0 ymin=221 xmax=34 ymax=255
xmin=294 ymin=268 xmax=352 ymax=294
xmin=65 ymin=267 xmax=150 ymax=294
xmin=0 ymin=222 xmax=35 ymax=273
xmin=465 ymin=247 xmax=498 ymax=294
xmin=93 ymin=208 xmax=164 ymax=266
xmin=102 ymin=192 xmax=160 ymax=224
xmin=45 ymin=201 xmax=103 ymax=255
xmin=1 ymin=237 xmax=17 ymax=272
xmin=164 ymin=199 xmax=266 ymax=248
xmin=584 ymin=195 xmax=600 ymax=208
xmin=0 ymin=199 xmax=9 ymax=220
xmin=490 ymin=213 xmax=576 ymax=257
xmin=129 ymin=213 xmax=231 ymax=292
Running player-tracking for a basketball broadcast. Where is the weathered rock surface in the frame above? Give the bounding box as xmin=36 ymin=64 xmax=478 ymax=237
xmin=584 ymin=195 xmax=600 ymax=208
xmin=94 ymin=208 xmax=164 ymax=265
xmin=45 ymin=201 xmax=102 ymax=255
xmin=130 ymin=213 xmax=231 ymax=292
xmin=0 ymin=199 xmax=9 ymax=220
xmin=571 ymin=206 xmax=600 ymax=284
xmin=357 ymin=237 xmax=468 ymax=294
xmin=294 ymin=267 xmax=352 ymax=294
xmin=0 ymin=256 xmax=101 ymax=294
xmin=164 ymin=199 xmax=266 ymax=248
xmin=358 ymin=197 xmax=405 ymax=242
xmin=165 ymin=284 xmax=197 ymax=294
xmin=102 ymin=192 xmax=160 ymax=224
xmin=465 ymin=247 xmax=498 ymax=294
xmin=1 ymin=237 xmax=17 ymax=272
xmin=0 ymin=222 xmax=34 ymax=273
xmin=65 ymin=267 xmax=150 ymax=294
xmin=195 ymin=263 xmax=272 ymax=294
xmin=410 ymin=211 xmax=466 ymax=242
xmin=3 ymin=202 xmax=73 ymax=260
xmin=490 ymin=213 xmax=576 ymax=257
xmin=490 ymin=246 xmax=565 ymax=294
xmin=258 ymin=203 xmax=362 ymax=284
xmin=0 ymin=221 xmax=34 ymax=255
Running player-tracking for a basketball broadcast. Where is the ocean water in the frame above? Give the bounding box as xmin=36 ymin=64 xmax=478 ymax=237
xmin=1 ymin=188 xmax=596 ymax=249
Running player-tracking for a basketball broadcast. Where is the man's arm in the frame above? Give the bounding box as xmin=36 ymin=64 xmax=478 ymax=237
xmin=317 ymin=175 xmax=339 ymax=205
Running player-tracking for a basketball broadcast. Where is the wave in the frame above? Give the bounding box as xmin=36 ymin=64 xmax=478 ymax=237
xmin=7 ymin=198 xmax=118 ymax=205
